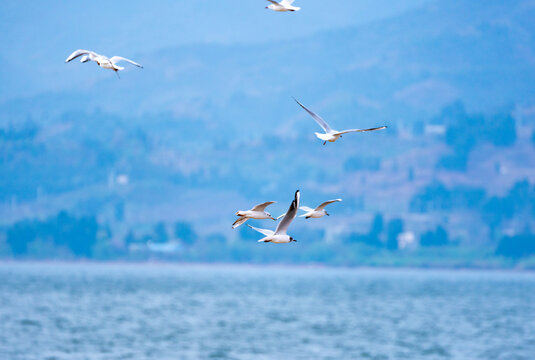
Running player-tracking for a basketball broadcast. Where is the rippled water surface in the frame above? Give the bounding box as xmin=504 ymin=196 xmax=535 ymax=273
xmin=0 ymin=263 xmax=534 ymax=360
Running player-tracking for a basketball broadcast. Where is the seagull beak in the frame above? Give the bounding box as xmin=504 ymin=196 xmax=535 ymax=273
xmin=326 ymin=213 xmax=330 ymax=216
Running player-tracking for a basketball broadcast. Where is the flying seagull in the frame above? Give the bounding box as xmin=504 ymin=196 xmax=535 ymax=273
xmin=299 ymin=199 xmax=343 ymax=219
xmin=277 ymin=199 xmax=342 ymax=219
xmin=293 ymin=98 xmax=387 ymax=145
xmin=65 ymin=50 xmax=143 ymax=77
xmin=265 ymin=0 xmax=301 ymax=12
xmin=232 ymin=201 xmax=277 ymax=229
xmin=247 ymin=190 xmax=300 ymax=243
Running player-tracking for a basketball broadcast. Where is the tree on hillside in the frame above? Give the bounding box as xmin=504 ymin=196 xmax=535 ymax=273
xmin=370 ymin=213 xmax=384 ymax=238
xmin=496 ymin=234 xmax=535 ymax=258
xmin=386 ymin=219 xmax=404 ymax=251
xmin=6 ymin=211 xmax=99 ymax=257
xmin=345 ymin=213 xmax=384 ymax=247
xmin=436 ymin=102 xmax=517 ymax=172
xmin=481 ymin=180 xmax=534 ymax=239
xmin=153 ymin=222 xmax=168 ymax=243
xmin=174 ymin=221 xmax=197 ymax=245
xmin=6 ymin=220 xmax=36 ymax=255
xmin=124 ymin=230 xmax=138 ymax=244
xmin=420 ymin=226 xmax=449 ymax=247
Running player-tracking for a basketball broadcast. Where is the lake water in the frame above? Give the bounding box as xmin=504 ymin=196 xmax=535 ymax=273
xmin=0 ymin=263 xmax=533 ymax=360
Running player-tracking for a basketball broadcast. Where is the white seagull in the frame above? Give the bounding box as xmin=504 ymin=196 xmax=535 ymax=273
xmin=265 ymin=0 xmax=301 ymax=12
xmin=232 ymin=201 xmax=277 ymax=229
xmin=293 ymin=98 xmax=387 ymax=145
xmin=65 ymin=49 xmax=143 ymax=77
xmin=277 ymin=199 xmax=342 ymax=219
xmin=247 ymin=190 xmax=300 ymax=243
xmin=299 ymin=199 xmax=343 ymax=219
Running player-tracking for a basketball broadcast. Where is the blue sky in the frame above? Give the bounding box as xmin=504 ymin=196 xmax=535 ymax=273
xmin=0 ymin=0 xmax=431 ymax=100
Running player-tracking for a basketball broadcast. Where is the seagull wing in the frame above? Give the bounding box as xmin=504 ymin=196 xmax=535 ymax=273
xmin=315 ymin=199 xmax=342 ymax=211
xmin=281 ymin=0 xmax=295 ymax=4
xmin=299 ymin=206 xmax=315 ymax=212
xmin=247 ymin=225 xmax=275 ymax=237
xmin=65 ymin=49 xmax=97 ymax=63
xmin=232 ymin=217 xmax=249 ymax=229
xmin=251 ymin=201 xmax=276 ymax=212
xmin=266 ymin=0 xmax=280 ymax=4
xmin=293 ymin=98 xmax=332 ymax=133
xmin=80 ymin=55 xmax=91 ymax=63
xmin=109 ymin=56 xmax=143 ymax=68
xmin=276 ymin=213 xmax=286 ymax=220
xmin=275 ymin=190 xmax=300 ymax=235
xmin=335 ymin=126 xmax=387 ymax=135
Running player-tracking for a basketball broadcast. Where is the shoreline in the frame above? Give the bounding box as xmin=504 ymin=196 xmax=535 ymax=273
xmin=0 ymin=259 xmax=533 ymax=274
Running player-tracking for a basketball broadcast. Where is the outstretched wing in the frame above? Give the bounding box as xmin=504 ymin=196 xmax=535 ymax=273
xmin=299 ymin=206 xmax=315 ymax=212
xmin=65 ymin=49 xmax=97 ymax=63
xmin=293 ymin=98 xmax=332 ymax=133
xmin=336 ymin=126 xmax=387 ymax=135
xmin=275 ymin=190 xmax=300 ymax=235
xmin=109 ymin=56 xmax=143 ymax=68
xmin=80 ymin=55 xmax=91 ymax=63
xmin=247 ymin=225 xmax=275 ymax=237
xmin=276 ymin=213 xmax=286 ymax=220
xmin=315 ymin=199 xmax=342 ymax=211
xmin=266 ymin=0 xmax=280 ymax=4
xmin=251 ymin=201 xmax=276 ymax=212
xmin=232 ymin=217 xmax=249 ymax=229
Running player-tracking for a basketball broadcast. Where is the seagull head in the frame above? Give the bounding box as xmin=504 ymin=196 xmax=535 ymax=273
xmin=290 ymin=237 xmax=297 ymax=242
xmin=266 ymin=212 xmax=275 ymax=220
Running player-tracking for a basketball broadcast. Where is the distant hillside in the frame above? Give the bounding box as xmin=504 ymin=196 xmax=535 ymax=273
xmin=1 ymin=0 xmax=535 ymax=266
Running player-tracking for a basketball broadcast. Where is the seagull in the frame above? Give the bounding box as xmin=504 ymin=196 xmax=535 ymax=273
xmin=293 ymin=98 xmax=387 ymax=145
xmin=277 ymin=199 xmax=342 ymax=219
xmin=265 ymin=0 xmax=301 ymax=12
xmin=299 ymin=199 xmax=342 ymax=219
xmin=247 ymin=190 xmax=300 ymax=243
xmin=65 ymin=50 xmax=143 ymax=77
xmin=232 ymin=201 xmax=277 ymax=229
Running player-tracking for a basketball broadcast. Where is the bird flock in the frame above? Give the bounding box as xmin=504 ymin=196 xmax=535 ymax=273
xmin=65 ymin=1 xmax=387 ymax=245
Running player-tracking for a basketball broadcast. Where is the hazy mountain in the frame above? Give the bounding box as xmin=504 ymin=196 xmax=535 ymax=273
xmin=2 ymin=0 xmax=535 ymax=263
xmin=1 ymin=0 xmax=534 ymax=134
